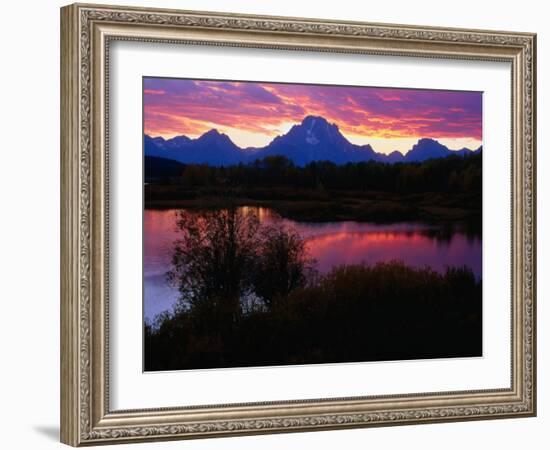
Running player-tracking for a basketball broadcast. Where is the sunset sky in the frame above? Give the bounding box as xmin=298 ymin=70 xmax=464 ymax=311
xmin=143 ymin=77 xmax=482 ymax=155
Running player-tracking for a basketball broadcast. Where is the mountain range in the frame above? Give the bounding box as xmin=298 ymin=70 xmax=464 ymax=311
xmin=144 ymin=115 xmax=481 ymax=166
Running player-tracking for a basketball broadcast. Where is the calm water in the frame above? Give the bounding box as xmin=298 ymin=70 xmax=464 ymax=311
xmin=144 ymin=207 xmax=481 ymax=321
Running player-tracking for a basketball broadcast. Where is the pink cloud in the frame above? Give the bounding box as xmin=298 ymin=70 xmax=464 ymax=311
xmin=143 ymin=78 xmax=482 ymax=146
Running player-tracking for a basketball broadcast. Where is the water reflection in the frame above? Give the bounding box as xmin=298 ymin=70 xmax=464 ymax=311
xmin=144 ymin=207 xmax=481 ymax=320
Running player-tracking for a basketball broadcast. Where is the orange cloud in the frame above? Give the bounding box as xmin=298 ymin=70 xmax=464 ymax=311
xmin=143 ymin=78 xmax=482 ymax=150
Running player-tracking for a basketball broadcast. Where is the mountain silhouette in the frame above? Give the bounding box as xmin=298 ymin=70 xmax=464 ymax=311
xmin=145 ymin=115 xmax=480 ymax=166
xmin=259 ymin=115 xmax=380 ymax=165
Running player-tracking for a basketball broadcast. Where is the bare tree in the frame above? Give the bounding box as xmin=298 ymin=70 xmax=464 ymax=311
xmin=168 ymin=208 xmax=260 ymax=319
xmin=168 ymin=207 xmax=316 ymax=331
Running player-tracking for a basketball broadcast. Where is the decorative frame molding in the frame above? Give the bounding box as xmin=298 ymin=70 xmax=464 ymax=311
xmin=60 ymin=3 xmax=536 ymax=446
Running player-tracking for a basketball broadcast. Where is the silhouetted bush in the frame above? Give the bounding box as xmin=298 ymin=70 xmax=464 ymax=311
xmin=253 ymin=225 xmax=317 ymax=306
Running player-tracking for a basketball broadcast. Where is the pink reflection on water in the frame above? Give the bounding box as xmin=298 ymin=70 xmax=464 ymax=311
xmin=302 ymin=228 xmax=480 ymax=275
xmin=143 ymin=207 xmax=481 ymax=320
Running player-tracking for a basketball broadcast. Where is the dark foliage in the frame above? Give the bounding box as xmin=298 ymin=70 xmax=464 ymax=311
xmin=145 ymin=152 xmax=481 ymax=194
xmin=144 ymin=156 xmax=186 ymax=180
xmin=144 ymin=153 xmax=482 ymax=224
xmin=145 ymin=262 xmax=482 ymax=371
xmin=253 ymin=225 xmax=316 ymax=306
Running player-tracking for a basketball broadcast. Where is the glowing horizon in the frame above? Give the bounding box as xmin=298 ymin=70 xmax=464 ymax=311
xmin=144 ymin=78 xmax=482 ymax=155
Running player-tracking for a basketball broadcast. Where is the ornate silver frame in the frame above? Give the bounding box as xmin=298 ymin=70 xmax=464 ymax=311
xmin=60 ymin=3 xmax=536 ymax=446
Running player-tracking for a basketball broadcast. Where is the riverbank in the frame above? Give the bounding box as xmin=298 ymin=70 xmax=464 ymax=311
xmin=144 ymin=185 xmax=481 ymax=224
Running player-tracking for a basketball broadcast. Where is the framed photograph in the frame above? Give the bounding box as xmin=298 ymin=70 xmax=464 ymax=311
xmin=60 ymin=3 xmax=537 ymax=446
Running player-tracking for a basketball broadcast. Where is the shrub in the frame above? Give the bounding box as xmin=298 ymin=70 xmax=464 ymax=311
xmin=145 ymin=261 xmax=482 ymax=371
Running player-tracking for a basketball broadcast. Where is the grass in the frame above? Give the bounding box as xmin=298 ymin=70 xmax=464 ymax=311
xmin=144 ymin=261 xmax=482 ymax=371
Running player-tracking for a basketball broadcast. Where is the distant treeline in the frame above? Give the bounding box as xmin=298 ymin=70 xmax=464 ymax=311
xmin=145 ymin=152 xmax=481 ymax=194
